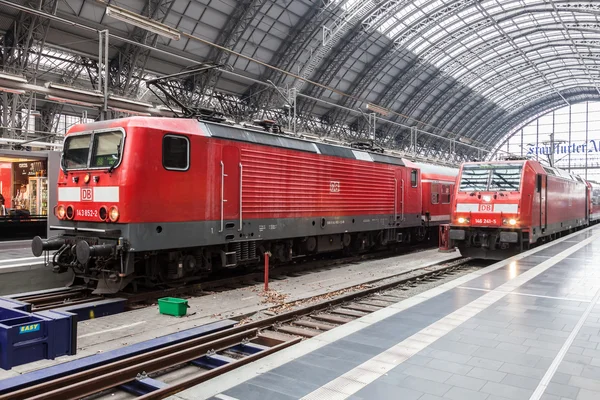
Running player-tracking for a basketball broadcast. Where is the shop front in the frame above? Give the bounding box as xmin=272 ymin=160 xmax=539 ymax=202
xmin=0 ymin=150 xmax=50 ymax=240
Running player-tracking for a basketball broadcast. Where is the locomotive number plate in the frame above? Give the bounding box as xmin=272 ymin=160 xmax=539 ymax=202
xmin=479 ymin=204 xmax=493 ymax=212
xmin=330 ymin=181 xmax=340 ymax=193
xmin=76 ymin=209 xmax=98 ymax=217
xmin=473 ymin=218 xmax=498 ymax=225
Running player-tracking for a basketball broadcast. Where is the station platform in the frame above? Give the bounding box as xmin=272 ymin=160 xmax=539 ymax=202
xmin=0 ymin=242 xmax=70 ymax=296
xmin=174 ymin=225 xmax=600 ymax=400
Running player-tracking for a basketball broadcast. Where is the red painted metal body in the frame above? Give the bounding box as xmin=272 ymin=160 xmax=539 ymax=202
xmin=449 ymin=159 xmax=591 ymax=259
xmin=38 ymin=116 xmax=459 ymax=293
xmin=61 ymin=118 xmax=426 ymax=224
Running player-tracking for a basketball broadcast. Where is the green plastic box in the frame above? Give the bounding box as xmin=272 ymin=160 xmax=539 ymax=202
xmin=157 ymin=297 xmax=189 ymax=317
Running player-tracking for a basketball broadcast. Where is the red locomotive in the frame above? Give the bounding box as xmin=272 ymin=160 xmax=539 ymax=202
xmin=31 ymin=116 xmax=457 ymax=293
xmin=449 ymin=159 xmax=595 ymax=259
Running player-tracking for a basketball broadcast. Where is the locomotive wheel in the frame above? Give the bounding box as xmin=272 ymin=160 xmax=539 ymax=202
xmin=343 ymin=233 xmax=351 ymax=247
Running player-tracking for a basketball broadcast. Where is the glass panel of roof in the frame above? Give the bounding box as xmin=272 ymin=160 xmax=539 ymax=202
xmin=370 ymin=0 xmax=600 ymax=109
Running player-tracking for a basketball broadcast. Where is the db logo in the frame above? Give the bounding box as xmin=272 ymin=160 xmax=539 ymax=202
xmin=81 ymin=188 xmax=93 ymax=202
xmin=479 ymin=204 xmax=493 ymax=212
xmin=330 ymin=181 xmax=340 ymax=193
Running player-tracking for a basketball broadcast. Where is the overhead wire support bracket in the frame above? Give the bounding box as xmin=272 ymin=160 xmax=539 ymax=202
xmin=146 ymin=63 xmax=232 ymax=120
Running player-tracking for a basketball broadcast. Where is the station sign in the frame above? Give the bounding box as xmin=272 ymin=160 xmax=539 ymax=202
xmin=526 ymin=139 xmax=600 ymax=156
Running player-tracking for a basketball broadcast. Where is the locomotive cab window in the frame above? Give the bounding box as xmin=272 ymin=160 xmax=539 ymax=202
xmin=62 ymin=129 xmax=124 ymax=170
xmin=91 ymin=131 xmax=124 ymax=168
xmin=63 ymin=134 xmax=91 ymax=169
xmin=163 ymin=135 xmax=190 ymax=171
xmin=411 ymin=170 xmax=418 ymax=187
xmin=459 ymin=163 xmax=523 ymax=192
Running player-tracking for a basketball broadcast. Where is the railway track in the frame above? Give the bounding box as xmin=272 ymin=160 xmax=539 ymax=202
xmin=0 ymin=257 xmax=482 ymax=400
xmin=12 ymin=241 xmax=439 ymax=312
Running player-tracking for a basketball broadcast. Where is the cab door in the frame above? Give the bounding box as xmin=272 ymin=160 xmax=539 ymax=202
xmin=537 ymin=174 xmax=547 ymax=233
xmin=221 ymin=146 xmax=241 ymax=229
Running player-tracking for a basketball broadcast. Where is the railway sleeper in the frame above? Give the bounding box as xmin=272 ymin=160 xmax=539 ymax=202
xmin=311 ymin=313 xmax=354 ymax=324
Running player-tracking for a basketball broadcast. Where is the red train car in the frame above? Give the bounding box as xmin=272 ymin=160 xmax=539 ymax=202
xmin=416 ymin=163 xmax=458 ymax=230
xmin=449 ymin=159 xmax=589 ymax=259
xmin=588 ymin=181 xmax=600 ymax=224
xmin=32 ymin=117 xmax=457 ymax=293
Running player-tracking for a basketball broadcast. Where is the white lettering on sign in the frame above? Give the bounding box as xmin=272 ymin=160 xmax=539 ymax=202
xmin=81 ymin=188 xmax=93 ymax=202
xmin=330 ymin=181 xmax=340 ymax=193
xmin=474 ymin=218 xmax=498 ymax=224
xmin=479 ymin=204 xmax=493 ymax=212
xmin=76 ymin=209 xmax=98 ymax=217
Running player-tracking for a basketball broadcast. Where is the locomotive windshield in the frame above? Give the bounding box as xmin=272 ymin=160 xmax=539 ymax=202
xmin=63 ymin=130 xmax=124 ymax=170
xmin=459 ymin=163 xmax=523 ymax=192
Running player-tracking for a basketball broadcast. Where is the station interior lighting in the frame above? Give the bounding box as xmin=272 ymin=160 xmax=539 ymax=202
xmin=0 ymin=72 xmax=27 ymax=83
xmin=108 ymin=94 xmax=153 ymax=108
xmin=108 ymin=106 xmax=151 ymax=116
xmin=46 ymin=95 xmax=98 ymax=108
xmin=45 ymin=82 xmax=103 ymax=97
xmin=0 ymin=86 xmax=26 ymax=95
xmin=105 ymin=5 xmax=181 ymax=41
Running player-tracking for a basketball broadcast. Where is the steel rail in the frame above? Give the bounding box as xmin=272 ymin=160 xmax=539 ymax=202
xmin=137 ymin=338 xmax=302 ymax=400
xmin=1 ymin=329 xmax=260 ymax=400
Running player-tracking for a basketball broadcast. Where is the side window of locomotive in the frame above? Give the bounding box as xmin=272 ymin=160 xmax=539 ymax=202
xmin=411 ymin=170 xmax=418 ymax=187
xmin=431 ymin=183 xmax=439 ymax=204
xmin=163 ymin=135 xmax=190 ymax=171
xmin=91 ymin=131 xmax=123 ymax=168
xmin=441 ymin=184 xmax=451 ymax=204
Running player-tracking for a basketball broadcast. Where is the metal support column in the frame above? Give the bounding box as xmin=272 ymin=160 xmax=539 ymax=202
xmin=520 ymin=128 xmax=523 ymax=157
xmin=288 ymin=87 xmax=297 ymax=135
xmin=568 ymin=104 xmax=572 ymax=172
xmin=536 ymin=118 xmax=539 ymax=162
xmin=98 ymin=30 xmax=109 ymax=120
xmin=368 ymin=112 xmax=376 ymax=141
xmin=586 ymin=101 xmax=589 ymax=180
xmin=410 ymin=126 xmax=417 ymax=154
xmin=550 ymin=110 xmax=555 ymax=167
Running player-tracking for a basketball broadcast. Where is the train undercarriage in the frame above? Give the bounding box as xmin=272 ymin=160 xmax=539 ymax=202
xmin=33 ymin=225 xmax=433 ymax=294
xmin=448 ymin=227 xmax=527 ymax=260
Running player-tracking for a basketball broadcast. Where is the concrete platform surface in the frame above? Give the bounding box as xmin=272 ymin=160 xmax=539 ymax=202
xmin=0 ymin=247 xmax=458 ymax=380
xmin=171 ymin=226 xmax=600 ymax=400
xmin=0 ymin=241 xmax=70 ymax=296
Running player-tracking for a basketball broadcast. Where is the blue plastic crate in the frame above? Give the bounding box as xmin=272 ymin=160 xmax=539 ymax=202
xmin=0 ymin=306 xmax=77 ymax=370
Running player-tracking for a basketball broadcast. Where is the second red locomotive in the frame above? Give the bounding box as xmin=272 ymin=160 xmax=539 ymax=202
xmin=32 ymin=116 xmax=457 ymax=293
xmin=449 ymin=159 xmax=596 ymax=259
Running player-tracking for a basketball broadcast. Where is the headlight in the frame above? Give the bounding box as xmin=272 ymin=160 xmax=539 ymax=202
xmin=509 ymin=218 xmax=517 ymax=226
xmin=482 ymin=195 xmax=492 ymax=202
xmin=109 ymin=206 xmax=119 ymax=222
xmin=457 ymin=217 xmax=469 ymax=224
xmin=56 ymin=205 xmax=66 ymax=219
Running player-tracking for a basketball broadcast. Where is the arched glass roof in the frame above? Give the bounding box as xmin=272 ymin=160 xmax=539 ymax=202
xmin=1 ymin=0 xmax=599 ymax=161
